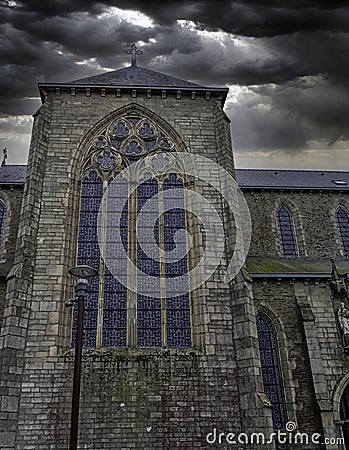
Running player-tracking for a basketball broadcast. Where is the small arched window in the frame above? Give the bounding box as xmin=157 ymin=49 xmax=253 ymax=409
xmin=0 ymin=200 xmax=5 ymax=240
xmin=337 ymin=206 xmax=349 ymax=258
xmin=340 ymin=384 xmax=349 ymax=447
xmin=277 ymin=206 xmax=299 ymax=257
xmin=256 ymin=313 xmax=287 ymax=430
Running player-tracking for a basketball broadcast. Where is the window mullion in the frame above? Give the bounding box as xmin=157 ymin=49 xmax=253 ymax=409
xmin=128 ymin=180 xmax=137 ymax=348
xmin=96 ymin=179 xmax=108 ymax=348
xmin=158 ymin=179 xmax=167 ymax=347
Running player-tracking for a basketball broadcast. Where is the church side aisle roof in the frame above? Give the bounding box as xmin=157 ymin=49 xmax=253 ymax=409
xmin=1 ymin=166 xmax=349 ymax=190
xmin=0 ymin=165 xmax=27 ymax=185
xmin=236 ymin=169 xmax=349 ymax=190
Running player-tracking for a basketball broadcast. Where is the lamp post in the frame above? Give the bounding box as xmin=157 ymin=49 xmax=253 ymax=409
xmin=67 ymin=264 xmax=98 ymax=450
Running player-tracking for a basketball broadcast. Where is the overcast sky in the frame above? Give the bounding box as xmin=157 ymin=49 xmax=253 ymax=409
xmin=0 ymin=0 xmax=348 ymax=170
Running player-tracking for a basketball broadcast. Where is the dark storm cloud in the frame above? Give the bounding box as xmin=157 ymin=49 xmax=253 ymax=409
xmin=0 ymin=5 xmax=158 ymax=114
xmin=101 ymin=0 xmax=349 ymax=36
xmin=0 ymin=0 xmax=348 ymax=165
xmin=227 ymin=77 xmax=349 ymax=153
xmin=5 ymin=0 xmax=348 ymax=37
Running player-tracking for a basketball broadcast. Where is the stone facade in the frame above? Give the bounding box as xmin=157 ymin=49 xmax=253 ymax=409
xmin=244 ymin=188 xmax=349 ymax=449
xmin=0 ymin=185 xmax=24 ymax=328
xmin=0 ymin=65 xmax=348 ymax=450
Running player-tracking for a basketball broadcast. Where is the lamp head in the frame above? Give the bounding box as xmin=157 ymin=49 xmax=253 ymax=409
xmin=68 ymin=264 xmax=98 ymax=279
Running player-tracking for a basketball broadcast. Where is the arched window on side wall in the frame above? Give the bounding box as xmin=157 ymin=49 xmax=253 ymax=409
xmin=277 ymin=206 xmax=299 ymax=257
xmin=340 ymin=384 xmax=349 ymax=448
xmin=0 ymin=200 xmax=5 ymax=239
xmin=337 ymin=206 xmax=349 ymax=258
xmin=256 ymin=312 xmax=287 ymax=430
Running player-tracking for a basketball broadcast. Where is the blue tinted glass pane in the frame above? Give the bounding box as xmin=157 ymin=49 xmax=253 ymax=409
xmin=137 ymin=179 xmax=158 ymax=202
xmin=338 ymin=207 xmax=349 ymax=257
xmin=138 ymin=295 xmax=161 ymax=310
xmin=105 ymin=190 xmax=128 ymax=255
xmin=166 ymin=292 xmax=192 ymax=348
xmin=167 ymin=327 xmax=191 ymax=348
xmin=165 ymin=258 xmax=188 ymax=277
xmin=137 ymin=328 xmax=162 ymax=347
xmin=137 ymin=257 xmax=160 ymax=275
xmin=137 ymin=295 xmax=161 ymax=348
xmin=257 ymin=313 xmax=287 ymax=429
xmin=138 ymin=309 xmax=162 ymax=328
xmin=102 ymin=269 xmax=127 ymax=347
xmin=102 ymin=328 xmax=127 ymax=347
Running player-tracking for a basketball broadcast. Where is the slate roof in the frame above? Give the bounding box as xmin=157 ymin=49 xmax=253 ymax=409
xmin=236 ymin=169 xmax=349 ymax=190
xmin=68 ymin=65 xmax=205 ymax=89
xmin=0 ymin=165 xmax=26 ymax=185
xmin=1 ymin=166 xmax=349 ymax=191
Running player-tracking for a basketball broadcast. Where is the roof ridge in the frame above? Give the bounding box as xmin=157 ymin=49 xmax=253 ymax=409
xmin=67 ymin=64 xmax=206 ymax=89
xmin=236 ymin=168 xmax=349 ymax=173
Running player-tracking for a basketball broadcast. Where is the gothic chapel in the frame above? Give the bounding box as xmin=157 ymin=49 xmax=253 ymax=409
xmin=1 ymin=46 xmax=349 ymax=449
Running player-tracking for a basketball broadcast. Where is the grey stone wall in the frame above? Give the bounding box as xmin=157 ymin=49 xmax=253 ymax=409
xmin=244 ymin=189 xmax=349 ymax=261
xmin=0 ymin=186 xmax=24 ymax=326
xmin=245 ymin=186 xmax=349 ymax=449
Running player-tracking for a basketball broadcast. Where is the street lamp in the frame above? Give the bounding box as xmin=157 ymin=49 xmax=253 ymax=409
xmin=67 ymin=264 xmax=98 ymax=450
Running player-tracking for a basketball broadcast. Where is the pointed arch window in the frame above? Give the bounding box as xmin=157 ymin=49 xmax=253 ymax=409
xmin=256 ymin=313 xmax=287 ymax=430
xmin=340 ymin=384 xmax=349 ymax=448
xmin=337 ymin=206 xmax=349 ymax=258
xmin=73 ymin=113 xmax=192 ymax=349
xmin=277 ymin=206 xmax=299 ymax=257
xmin=0 ymin=200 xmax=5 ymax=240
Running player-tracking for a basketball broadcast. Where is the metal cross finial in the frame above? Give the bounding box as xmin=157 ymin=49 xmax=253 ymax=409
xmin=125 ymin=44 xmax=143 ymax=67
xmin=1 ymin=148 xmax=7 ymax=167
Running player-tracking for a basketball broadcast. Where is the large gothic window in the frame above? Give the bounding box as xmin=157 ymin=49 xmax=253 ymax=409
xmin=340 ymin=384 xmax=349 ymax=448
xmin=256 ymin=313 xmax=287 ymax=430
xmin=73 ymin=113 xmax=192 ymax=349
xmin=277 ymin=206 xmax=299 ymax=257
xmin=337 ymin=206 xmax=349 ymax=258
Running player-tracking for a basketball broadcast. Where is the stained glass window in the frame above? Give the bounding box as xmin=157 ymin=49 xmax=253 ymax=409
xmin=277 ymin=206 xmax=299 ymax=257
xmin=256 ymin=313 xmax=287 ymax=430
xmin=337 ymin=207 xmax=349 ymax=258
xmin=340 ymin=384 xmax=349 ymax=448
xmin=74 ymin=114 xmax=192 ymax=349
